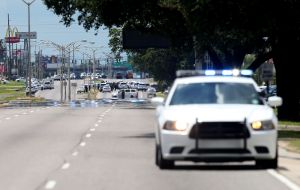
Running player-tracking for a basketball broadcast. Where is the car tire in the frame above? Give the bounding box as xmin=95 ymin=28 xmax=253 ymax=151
xmin=255 ymin=149 xmax=278 ymax=169
xmin=156 ymin=145 xmax=174 ymax=169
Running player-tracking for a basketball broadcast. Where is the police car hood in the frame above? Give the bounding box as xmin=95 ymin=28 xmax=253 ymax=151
xmin=160 ymin=104 xmax=274 ymax=123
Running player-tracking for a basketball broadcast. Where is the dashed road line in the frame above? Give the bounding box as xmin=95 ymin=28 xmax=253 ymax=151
xmin=5 ymin=117 xmax=11 ymax=120
xmin=85 ymin=133 xmax=92 ymax=138
xmin=268 ymin=169 xmax=300 ymax=190
xmin=45 ymin=180 xmax=57 ymax=189
xmin=61 ymin=162 xmax=71 ymax=170
xmin=94 ymin=124 xmax=99 ymax=127
xmin=90 ymin=128 xmax=96 ymax=132
xmin=72 ymin=151 xmax=79 ymax=156
xmin=80 ymin=142 xmax=86 ymax=147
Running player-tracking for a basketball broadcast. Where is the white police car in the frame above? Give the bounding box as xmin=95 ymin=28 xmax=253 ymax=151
xmin=152 ymin=70 xmax=282 ymax=169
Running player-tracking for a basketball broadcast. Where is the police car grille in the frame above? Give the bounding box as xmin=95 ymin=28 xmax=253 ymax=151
xmin=189 ymin=122 xmax=250 ymax=139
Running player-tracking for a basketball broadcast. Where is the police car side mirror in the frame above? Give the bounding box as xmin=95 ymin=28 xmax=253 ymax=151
xmin=258 ymin=89 xmax=267 ymax=98
xmin=267 ymin=96 xmax=283 ymax=107
xmin=151 ymin=97 xmax=164 ymax=106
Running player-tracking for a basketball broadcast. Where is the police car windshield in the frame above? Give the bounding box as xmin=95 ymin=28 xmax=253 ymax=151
xmin=170 ymin=82 xmax=263 ymax=105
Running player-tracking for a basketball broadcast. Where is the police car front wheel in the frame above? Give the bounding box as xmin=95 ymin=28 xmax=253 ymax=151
xmin=255 ymin=150 xmax=278 ymax=169
xmin=155 ymin=145 xmax=174 ymax=169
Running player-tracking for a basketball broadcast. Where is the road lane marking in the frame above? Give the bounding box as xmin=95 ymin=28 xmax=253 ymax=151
xmin=85 ymin=134 xmax=92 ymax=138
xmin=72 ymin=151 xmax=79 ymax=156
xmin=30 ymin=110 xmax=34 ymax=113
xmin=5 ymin=117 xmax=11 ymax=120
xmin=90 ymin=128 xmax=96 ymax=132
xmin=61 ymin=162 xmax=70 ymax=170
xmin=98 ymin=120 xmax=102 ymax=123
xmin=14 ymin=114 xmax=19 ymax=117
xmin=45 ymin=180 xmax=56 ymax=189
xmin=94 ymin=124 xmax=99 ymax=127
xmin=80 ymin=142 xmax=86 ymax=147
xmin=268 ymin=169 xmax=300 ymax=190
xmin=22 ymin=112 xmax=27 ymax=115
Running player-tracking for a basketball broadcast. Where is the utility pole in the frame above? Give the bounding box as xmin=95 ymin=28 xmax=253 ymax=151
xmin=22 ymin=0 xmax=36 ymax=96
xmin=7 ymin=14 xmax=11 ymax=79
xmin=68 ymin=49 xmax=71 ymax=101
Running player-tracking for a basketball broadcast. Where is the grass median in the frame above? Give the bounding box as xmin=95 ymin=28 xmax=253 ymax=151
xmin=278 ymin=121 xmax=300 ymax=153
xmin=0 ymin=81 xmax=45 ymax=104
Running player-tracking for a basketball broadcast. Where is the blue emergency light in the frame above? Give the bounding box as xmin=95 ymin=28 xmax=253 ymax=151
xmin=176 ymin=69 xmax=253 ymax=78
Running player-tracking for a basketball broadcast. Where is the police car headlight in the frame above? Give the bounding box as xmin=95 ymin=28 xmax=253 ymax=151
xmin=251 ymin=120 xmax=275 ymax=130
xmin=163 ymin=121 xmax=188 ymax=131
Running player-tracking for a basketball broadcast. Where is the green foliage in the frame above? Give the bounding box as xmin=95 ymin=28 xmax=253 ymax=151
xmin=289 ymin=140 xmax=300 ymax=152
xmin=44 ymin=0 xmax=300 ymax=120
xmin=108 ymin=27 xmax=123 ymax=60
xmin=129 ymin=48 xmax=193 ymax=84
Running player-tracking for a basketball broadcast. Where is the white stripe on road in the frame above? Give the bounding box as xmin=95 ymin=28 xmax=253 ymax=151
xmin=90 ymin=128 xmax=96 ymax=132
xmin=80 ymin=142 xmax=86 ymax=147
xmin=14 ymin=114 xmax=19 ymax=117
xmin=5 ymin=117 xmax=11 ymax=120
xmin=61 ymin=162 xmax=70 ymax=170
xmin=45 ymin=180 xmax=57 ymax=189
xmin=94 ymin=124 xmax=99 ymax=127
xmin=268 ymin=169 xmax=300 ymax=190
xmin=85 ymin=134 xmax=92 ymax=138
xmin=72 ymin=151 xmax=79 ymax=156
xmin=98 ymin=120 xmax=102 ymax=123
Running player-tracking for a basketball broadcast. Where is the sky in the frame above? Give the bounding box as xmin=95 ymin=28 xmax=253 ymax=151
xmin=0 ymin=0 xmax=111 ymax=59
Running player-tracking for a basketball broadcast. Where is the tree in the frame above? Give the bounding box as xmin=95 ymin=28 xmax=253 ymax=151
xmin=43 ymin=0 xmax=300 ymax=120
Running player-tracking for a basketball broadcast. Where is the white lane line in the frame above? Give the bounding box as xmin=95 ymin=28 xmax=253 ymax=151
xmin=72 ymin=151 xmax=79 ymax=156
xmin=61 ymin=162 xmax=70 ymax=170
xmin=90 ymin=128 xmax=96 ymax=132
xmin=94 ymin=124 xmax=99 ymax=127
xmin=98 ymin=120 xmax=102 ymax=123
xmin=101 ymin=114 xmax=105 ymax=117
xmin=85 ymin=134 xmax=92 ymax=138
xmin=45 ymin=180 xmax=57 ymax=189
xmin=22 ymin=112 xmax=27 ymax=115
xmin=5 ymin=117 xmax=11 ymax=120
xmin=80 ymin=142 xmax=86 ymax=147
xmin=268 ymin=169 xmax=300 ymax=190
xmin=30 ymin=110 xmax=34 ymax=113
xmin=14 ymin=114 xmax=19 ymax=117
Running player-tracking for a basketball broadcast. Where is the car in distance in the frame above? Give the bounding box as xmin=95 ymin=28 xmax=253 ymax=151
xmin=147 ymin=87 xmax=156 ymax=98
xmin=102 ymin=84 xmax=112 ymax=92
xmin=76 ymin=85 xmax=85 ymax=94
xmin=153 ymin=69 xmax=282 ymax=169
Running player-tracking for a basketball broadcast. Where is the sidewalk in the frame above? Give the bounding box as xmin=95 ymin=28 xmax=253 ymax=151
xmin=278 ymin=124 xmax=300 ymax=187
xmin=278 ymin=143 xmax=300 ymax=187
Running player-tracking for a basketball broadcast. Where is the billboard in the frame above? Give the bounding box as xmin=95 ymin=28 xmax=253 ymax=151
xmin=5 ymin=27 xmax=20 ymax=43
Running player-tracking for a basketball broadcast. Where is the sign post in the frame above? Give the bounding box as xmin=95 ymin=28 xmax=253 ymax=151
xmin=261 ymin=62 xmax=274 ymax=95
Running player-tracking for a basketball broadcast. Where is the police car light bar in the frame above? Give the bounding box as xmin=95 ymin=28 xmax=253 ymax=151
xmin=176 ymin=69 xmax=253 ymax=78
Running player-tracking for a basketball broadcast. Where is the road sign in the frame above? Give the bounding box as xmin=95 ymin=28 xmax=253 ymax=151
xmin=16 ymin=32 xmax=37 ymax=39
xmin=261 ymin=62 xmax=274 ymax=81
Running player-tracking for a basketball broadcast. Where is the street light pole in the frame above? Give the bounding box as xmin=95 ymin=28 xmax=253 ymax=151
xmin=22 ymin=0 xmax=36 ymax=96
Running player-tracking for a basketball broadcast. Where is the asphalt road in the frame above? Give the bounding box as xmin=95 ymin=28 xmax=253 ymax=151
xmin=1 ymin=79 xmax=299 ymax=190
xmin=0 ymin=100 xmax=297 ymax=190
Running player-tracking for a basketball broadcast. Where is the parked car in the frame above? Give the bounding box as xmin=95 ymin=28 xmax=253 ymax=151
xmin=115 ymin=89 xmax=138 ymax=99
xmin=102 ymin=84 xmax=111 ymax=92
xmin=147 ymin=87 xmax=156 ymax=98
xmin=76 ymin=85 xmax=85 ymax=93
